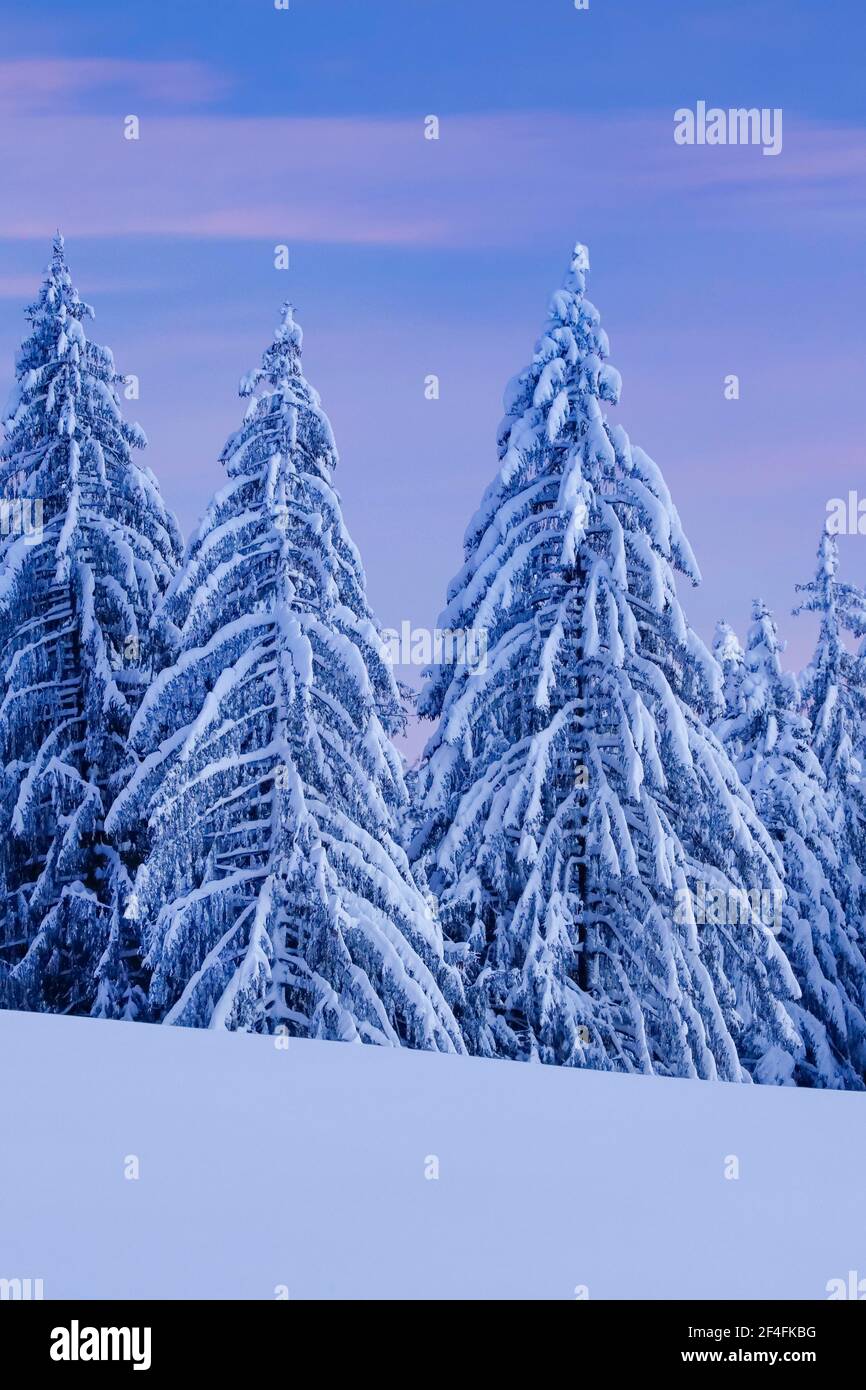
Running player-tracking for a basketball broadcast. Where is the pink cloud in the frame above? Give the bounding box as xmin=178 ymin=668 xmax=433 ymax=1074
xmin=0 ymin=274 xmax=41 ymax=300
xmin=0 ymin=59 xmax=228 ymax=113
xmin=0 ymin=272 xmax=155 ymax=300
xmin=0 ymin=109 xmax=863 ymax=248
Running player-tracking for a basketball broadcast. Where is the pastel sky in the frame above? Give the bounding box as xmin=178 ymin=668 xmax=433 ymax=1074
xmin=1 ymin=0 xmax=864 ymax=755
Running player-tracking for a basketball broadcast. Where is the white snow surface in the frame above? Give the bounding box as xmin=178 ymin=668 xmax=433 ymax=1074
xmin=0 ymin=1009 xmax=863 ymax=1300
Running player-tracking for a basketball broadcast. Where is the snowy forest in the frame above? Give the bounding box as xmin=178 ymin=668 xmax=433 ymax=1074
xmin=2 ymin=234 xmax=865 ymax=1091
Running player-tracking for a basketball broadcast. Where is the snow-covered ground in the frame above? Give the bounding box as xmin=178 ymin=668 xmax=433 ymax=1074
xmin=1 ymin=1009 xmax=864 ymax=1300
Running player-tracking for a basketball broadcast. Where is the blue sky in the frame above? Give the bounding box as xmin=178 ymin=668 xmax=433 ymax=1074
xmin=5 ymin=0 xmax=864 ymax=122
xmin=1 ymin=0 xmax=865 ymax=749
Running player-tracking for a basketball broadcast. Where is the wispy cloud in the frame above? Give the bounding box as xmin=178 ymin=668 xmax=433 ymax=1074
xmin=0 ymin=274 xmax=41 ymax=300
xmin=0 ymin=102 xmax=864 ymax=248
xmin=0 ymin=58 xmax=229 ymax=114
xmin=0 ymin=271 xmax=157 ymax=300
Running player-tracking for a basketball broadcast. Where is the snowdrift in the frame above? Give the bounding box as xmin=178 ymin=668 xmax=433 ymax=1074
xmin=1 ymin=1010 xmax=863 ymax=1300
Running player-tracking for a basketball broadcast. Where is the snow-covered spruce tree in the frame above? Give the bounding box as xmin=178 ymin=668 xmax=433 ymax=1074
xmin=715 ymin=601 xmax=866 ymax=1088
xmin=107 ymin=304 xmax=464 ymax=1050
xmin=0 ymin=235 xmax=182 ymax=1019
xmin=412 ymin=243 xmax=800 ymax=1082
xmin=713 ymin=619 xmax=745 ymax=719
xmin=794 ymin=529 xmax=866 ymax=918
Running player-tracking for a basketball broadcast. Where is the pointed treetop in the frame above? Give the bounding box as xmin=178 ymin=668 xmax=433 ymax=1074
xmin=793 ymin=526 xmax=866 ymax=790
xmin=713 ymin=620 xmax=746 ymax=723
xmin=497 ymin=237 xmax=620 ymax=466
xmin=749 ymin=597 xmax=780 ymax=643
xmin=27 ymin=232 xmax=93 ymax=330
xmin=713 ymin=619 xmax=743 ymax=669
xmin=240 ymin=299 xmax=304 ymax=398
xmin=794 ymin=528 xmax=835 ymax=618
xmin=795 ymin=526 xmax=866 ymax=636
xmin=541 ymin=239 xmax=609 ymax=362
xmin=745 ymin=600 xmax=788 ymax=685
xmin=277 ymin=299 xmax=303 ymax=348
xmin=817 ymin=524 xmax=838 ymax=579
xmin=563 ymin=240 xmax=590 ymax=288
xmin=226 ymin=300 xmax=338 ymax=484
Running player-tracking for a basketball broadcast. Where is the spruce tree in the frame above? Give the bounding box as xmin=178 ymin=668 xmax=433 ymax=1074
xmin=716 ymin=601 xmax=866 ymax=1087
xmin=713 ymin=619 xmax=745 ymax=716
xmin=794 ymin=528 xmax=866 ymax=910
xmin=412 ymin=243 xmax=800 ymax=1081
xmin=0 ymin=235 xmax=182 ymax=1018
xmin=108 ymin=303 xmax=464 ymax=1051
